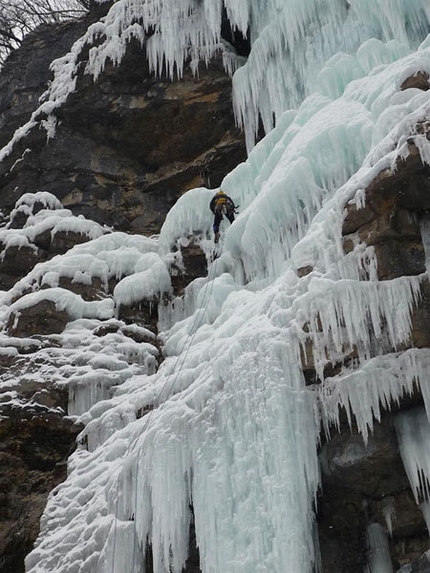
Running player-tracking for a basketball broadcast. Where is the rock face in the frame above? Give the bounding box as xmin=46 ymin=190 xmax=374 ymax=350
xmin=0 ymin=17 xmax=246 ymax=234
xmin=342 ymin=141 xmax=430 ymax=282
xmin=315 ymin=91 xmax=430 ymax=573
xmin=0 ymin=18 xmax=93 ymax=151
xmin=400 ymin=71 xmax=430 ymax=92
xmin=0 ymin=361 xmax=82 ymax=573
xmin=6 ymin=299 xmax=70 ymax=337
xmin=318 ymin=413 xmax=429 ymax=573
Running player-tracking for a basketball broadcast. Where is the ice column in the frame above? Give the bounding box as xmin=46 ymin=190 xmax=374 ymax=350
xmin=367 ymin=522 xmax=394 ymax=573
xmin=395 ymin=408 xmax=430 ymax=504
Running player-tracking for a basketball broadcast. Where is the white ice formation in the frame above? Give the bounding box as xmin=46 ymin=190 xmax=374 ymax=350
xmin=0 ymin=1 xmax=428 ymax=573
xmin=367 ymin=522 xmax=394 ymax=573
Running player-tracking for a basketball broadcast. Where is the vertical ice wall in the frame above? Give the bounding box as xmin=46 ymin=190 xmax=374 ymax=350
xmin=24 ymin=281 xmax=323 ymax=573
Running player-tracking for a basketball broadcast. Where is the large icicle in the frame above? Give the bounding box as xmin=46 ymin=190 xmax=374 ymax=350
xmin=25 ymin=295 xmax=322 ymax=573
xmin=299 ymin=275 xmax=422 ymax=380
xmin=367 ymin=523 xmax=394 ymax=573
xmin=395 ymin=408 xmax=430 ymax=503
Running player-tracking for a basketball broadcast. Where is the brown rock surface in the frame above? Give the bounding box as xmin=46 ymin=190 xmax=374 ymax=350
xmin=117 ymin=298 xmax=159 ymax=332
xmin=318 ymin=416 xmax=428 ymax=573
xmin=171 ymin=240 xmax=208 ymax=297
xmin=0 ymin=399 xmax=82 ymax=573
xmin=400 ymin=71 xmax=430 ymax=92
xmin=37 ymin=229 xmax=96 ymax=254
xmin=342 ymin=143 xmax=430 ymax=283
xmin=0 ymin=19 xmax=93 ymax=151
xmin=6 ymin=299 xmax=70 ymax=338
xmin=0 ymin=245 xmax=40 ymax=291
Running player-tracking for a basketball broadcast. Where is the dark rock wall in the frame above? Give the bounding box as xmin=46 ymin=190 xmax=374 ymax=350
xmin=0 ymin=24 xmax=246 ymax=233
xmin=0 ymin=19 xmax=90 ymax=151
xmin=0 ymin=390 xmax=82 ymax=573
xmin=318 ymin=411 xmax=429 ymax=573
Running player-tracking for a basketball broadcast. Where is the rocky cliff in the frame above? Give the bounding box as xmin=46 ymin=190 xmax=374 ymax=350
xmin=319 ymin=141 xmax=430 ymax=571
xmin=0 ymin=9 xmax=246 ymax=234
xmin=0 ymin=9 xmax=245 ymax=572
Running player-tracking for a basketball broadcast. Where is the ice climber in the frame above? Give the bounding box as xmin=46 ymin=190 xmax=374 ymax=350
xmin=209 ymin=190 xmax=237 ymax=243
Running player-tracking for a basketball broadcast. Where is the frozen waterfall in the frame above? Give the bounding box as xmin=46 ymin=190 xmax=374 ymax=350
xmin=0 ymin=1 xmax=428 ymax=573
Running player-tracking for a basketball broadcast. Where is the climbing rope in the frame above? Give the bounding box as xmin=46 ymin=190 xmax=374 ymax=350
xmin=110 ymin=255 xmax=220 ymax=573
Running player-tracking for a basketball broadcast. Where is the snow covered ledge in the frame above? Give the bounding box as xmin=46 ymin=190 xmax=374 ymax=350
xmin=5 ymin=288 xmax=114 ymax=337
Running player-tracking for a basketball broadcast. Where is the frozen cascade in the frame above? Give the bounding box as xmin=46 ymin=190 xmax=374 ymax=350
xmin=221 ymin=44 xmax=430 ymax=281
xmin=26 ymin=309 xmax=322 ymax=573
xmin=0 ymin=1 xmax=427 ymax=573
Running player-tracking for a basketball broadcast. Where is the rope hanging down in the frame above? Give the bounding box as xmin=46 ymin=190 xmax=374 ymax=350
xmin=110 ymin=257 xmax=220 ymax=573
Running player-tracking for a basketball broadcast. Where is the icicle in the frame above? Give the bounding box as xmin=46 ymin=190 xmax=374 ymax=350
xmin=318 ymin=348 xmax=430 ymax=443
xmin=301 ymin=275 xmax=422 ymax=382
xmin=381 ymin=497 xmax=396 ymax=537
xmin=366 ymin=522 xmax=393 ymax=573
xmin=394 ymin=408 xmax=430 ymax=504
xmin=1 ymin=0 xmax=429 ymax=157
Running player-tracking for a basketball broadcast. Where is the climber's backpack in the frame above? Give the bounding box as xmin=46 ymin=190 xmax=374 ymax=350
xmin=210 ymin=193 xmax=239 ymax=214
